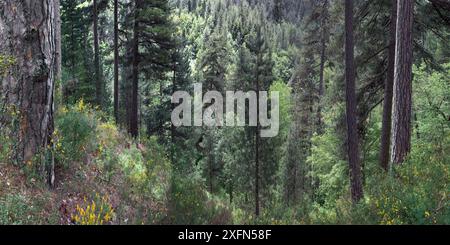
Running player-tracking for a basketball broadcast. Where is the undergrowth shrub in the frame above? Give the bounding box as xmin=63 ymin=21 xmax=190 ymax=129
xmin=168 ymin=174 xmax=231 ymax=225
xmin=233 ymin=199 xmax=309 ymax=225
xmin=55 ymin=99 xmax=97 ymax=166
xmin=118 ymin=145 xmax=147 ymax=188
xmin=107 ymin=137 xmax=172 ymax=224
xmin=95 ymin=121 xmax=122 ymax=182
xmin=366 ymin=142 xmax=450 ymax=225
xmin=71 ymin=193 xmax=114 ymax=225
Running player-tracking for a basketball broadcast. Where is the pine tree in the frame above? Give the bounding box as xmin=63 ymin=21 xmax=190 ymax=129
xmin=114 ymin=0 xmax=120 ymax=123
xmin=125 ymin=0 xmax=174 ymax=138
xmin=344 ymin=0 xmax=363 ymax=203
xmin=391 ymin=0 xmax=414 ymax=165
xmin=247 ymin=19 xmax=275 ymax=216
xmin=94 ymin=0 xmax=102 ymax=107
xmin=0 ymin=0 xmax=60 ymax=186
xmin=379 ymin=0 xmax=397 ymax=171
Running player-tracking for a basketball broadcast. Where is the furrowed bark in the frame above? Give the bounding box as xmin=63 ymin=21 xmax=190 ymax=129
xmin=390 ymin=0 xmax=414 ymax=165
xmin=0 ymin=0 xmax=59 ymax=186
xmin=379 ymin=0 xmax=397 ymax=171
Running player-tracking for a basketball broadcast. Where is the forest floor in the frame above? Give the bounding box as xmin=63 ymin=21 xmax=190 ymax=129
xmin=0 ymin=134 xmax=166 ymax=225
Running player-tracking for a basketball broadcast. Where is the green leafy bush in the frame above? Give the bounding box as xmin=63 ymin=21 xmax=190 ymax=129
xmin=366 ymin=142 xmax=450 ymax=225
xmin=168 ymin=175 xmax=231 ymax=225
xmin=308 ymin=127 xmax=349 ymax=207
xmin=55 ymin=100 xmax=97 ymax=166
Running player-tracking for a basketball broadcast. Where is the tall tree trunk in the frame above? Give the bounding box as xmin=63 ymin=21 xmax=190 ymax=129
xmin=379 ymin=0 xmax=397 ymax=171
xmin=114 ymin=0 xmax=119 ymax=123
xmin=391 ymin=0 xmax=413 ymax=165
xmin=94 ymin=0 xmax=101 ymax=107
xmin=209 ymin=143 xmax=214 ymax=193
xmin=170 ymin=55 xmax=176 ymax=165
xmin=130 ymin=0 xmax=140 ymax=138
xmin=0 ymin=0 xmax=59 ymax=186
xmin=51 ymin=0 xmax=61 ymax=187
xmin=255 ymin=100 xmax=260 ymax=216
xmin=317 ymin=0 xmax=328 ymax=134
xmin=344 ymin=0 xmax=364 ymax=203
xmin=255 ymin=55 xmax=260 ymax=217
xmin=55 ymin=0 xmax=62 ymax=84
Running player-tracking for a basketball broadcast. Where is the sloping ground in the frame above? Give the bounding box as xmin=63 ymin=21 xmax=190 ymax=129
xmin=0 ymin=103 xmax=171 ymax=225
xmin=1 ymin=101 xmax=233 ymax=225
xmin=0 ymin=163 xmax=58 ymax=224
xmin=0 ymin=137 xmax=170 ymax=225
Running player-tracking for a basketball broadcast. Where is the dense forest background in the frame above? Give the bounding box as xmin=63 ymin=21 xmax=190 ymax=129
xmin=0 ymin=0 xmax=449 ymax=225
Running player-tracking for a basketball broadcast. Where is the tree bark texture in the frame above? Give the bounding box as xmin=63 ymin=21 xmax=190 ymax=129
xmin=0 ymin=0 xmax=59 ymax=185
xmin=391 ymin=0 xmax=413 ymax=165
xmin=345 ymin=0 xmax=364 ymax=203
xmin=379 ymin=0 xmax=397 ymax=171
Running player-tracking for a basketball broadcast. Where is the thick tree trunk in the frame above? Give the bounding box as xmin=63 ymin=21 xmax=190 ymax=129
xmin=93 ymin=0 xmax=101 ymax=107
xmin=379 ymin=0 xmax=397 ymax=171
xmin=0 ymin=0 xmax=59 ymax=186
xmin=114 ymin=0 xmax=119 ymax=123
xmin=130 ymin=0 xmax=140 ymax=138
xmin=344 ymin=0 xmax=364 ymax=203
xmin=391 ymin=0 xmax=413 ymax=165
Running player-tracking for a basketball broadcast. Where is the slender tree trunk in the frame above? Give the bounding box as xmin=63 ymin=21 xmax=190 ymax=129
xmin=229 ymin=183 xmax=233 ymax=204
xmin=391 ymin=0 xmax=414 ymax=165
xmin=55 ymin=0 xmax=62 ymax=83
xmin=130 ymin=0 xmax=140 ymax=138
xmin=170 ymin=55 xmax=176 ymax=165
xmin=94 ymin=0 xmax=101 ymax=107
xmin=209 ymin=147 xmax=214 ymax=193
xmin=379 ymin=0 xmax=397 ymax=171
xmin=0 ymin=0 xmax=59 ymax=186
xmin=344 ymin=0 xmax=364 ymax=203
xmin=317 ymin=0 xmax=328 ymax=134
xmin=114 ymin=0 xmax=119 ymax=122
xmin=51 ymin=0 xmax=61 ymax=187
xmin=255 ymin=55 xmax=261 ymax=217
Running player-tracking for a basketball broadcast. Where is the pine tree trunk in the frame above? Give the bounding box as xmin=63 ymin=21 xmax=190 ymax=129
xmin=93 ymin=0 xmax=102 ymax=107
xmin=391 ymin=0 xmax=413 ymax=165
xmin=0 ymin=0 xmax=59 ymax=186
xmin=130 ymin=0 xmax=140 ymax=138
xmin=345 ymin=0 xmax=364 ymax=203
xmin=255 ymin=55 xmax=261 ymax=217
xmin=317 ymin=0 xmax=328 ymax=134
xmin=113 ymin=0 xmax=119 ymax=123
xmin=55 ymin=0 xmax=62 ymax=83
xmin=379 ymin=0 xmax=397 ymax=171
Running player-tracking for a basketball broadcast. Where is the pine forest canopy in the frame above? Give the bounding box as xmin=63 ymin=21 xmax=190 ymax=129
xmin=0 ymin=0 xmax=449 ymax=225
